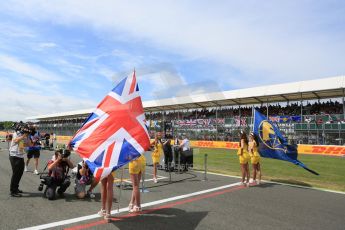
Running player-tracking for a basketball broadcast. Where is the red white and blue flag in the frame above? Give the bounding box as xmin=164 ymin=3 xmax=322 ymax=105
xmin=70 ymin=71 xmax=150 ymax=181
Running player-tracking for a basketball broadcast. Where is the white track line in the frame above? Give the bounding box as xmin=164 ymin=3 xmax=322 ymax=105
xmin=195 ymin=170 xmax=345 ymax=195
xmin=19 ymin=182 xmax=242 ymax=230
xmin=121 ymin=175 xmax=168 ymax=184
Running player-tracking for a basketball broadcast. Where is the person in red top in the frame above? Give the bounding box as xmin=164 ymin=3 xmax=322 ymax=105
xmin=44 ymin=149 xmax=74 ymax=200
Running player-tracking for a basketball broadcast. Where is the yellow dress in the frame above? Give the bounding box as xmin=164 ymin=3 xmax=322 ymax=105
xmin=152 ymin=141 xmax=163 ymax=164
xmin=249 ymin=141 xmax=260 ymax=164
xmin=237 ymin=142 xmax=250 ymax=164
xmin=129 ymin=155 xmax=146 ymax=175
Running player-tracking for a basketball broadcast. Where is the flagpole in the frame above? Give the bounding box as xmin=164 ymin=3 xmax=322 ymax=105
xmin=117 ymin=167 xmax=125 ymax=213
xmin=252 ymin=105 xmax=255 ymax=132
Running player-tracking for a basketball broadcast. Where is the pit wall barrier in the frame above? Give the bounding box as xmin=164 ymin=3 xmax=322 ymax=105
xmin=190 ymin=141 xmax=345 ymax=156
xmin=1 ymin=132 xmax=343 ymax=156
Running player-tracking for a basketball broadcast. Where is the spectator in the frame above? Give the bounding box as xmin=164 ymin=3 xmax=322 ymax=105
xmin=25 ymin=126 xmax=41 ymax=175
xmin=179 ymin=134 xmax=191 ymax=172
xmin=163 ymin=135 xmax=173 ymax=172
xmin=75 ymin=161 xmax=97 ymax=199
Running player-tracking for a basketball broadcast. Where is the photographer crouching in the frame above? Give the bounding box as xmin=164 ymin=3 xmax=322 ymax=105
xmin=39 ymin=149 xmax=74 ymax=200
xmin=75 ymin=160 xmax=98 ymax=199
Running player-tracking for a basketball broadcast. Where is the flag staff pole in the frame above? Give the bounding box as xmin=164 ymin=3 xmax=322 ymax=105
xmin=117 ymin=166 xmax=125 ymax=213
xmin=252 ymin=105 xmax=255 ymax=132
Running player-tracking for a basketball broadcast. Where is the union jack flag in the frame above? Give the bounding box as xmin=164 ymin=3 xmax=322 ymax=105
xmin=70 ymin=71 xmax=150 ymax=180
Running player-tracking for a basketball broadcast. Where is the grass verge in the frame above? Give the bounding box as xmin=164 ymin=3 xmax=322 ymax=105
xmin=192 ymin=148 xmax=345 ymax=192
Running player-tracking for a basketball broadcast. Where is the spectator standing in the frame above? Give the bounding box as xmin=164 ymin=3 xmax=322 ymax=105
xmin=179 ymin=135 xmax=191 ymax=171
xmin=163 ymin=135 xmax=173 ymax=171
xmin=51 ymin=133 xmax=56 ymax=149
xmin=25 ymin=126 xmax=41 ymax=175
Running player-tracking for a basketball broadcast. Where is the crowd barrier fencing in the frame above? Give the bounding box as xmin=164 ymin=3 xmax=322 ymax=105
xmin=1 ymin=132 xmax=344 ymax=156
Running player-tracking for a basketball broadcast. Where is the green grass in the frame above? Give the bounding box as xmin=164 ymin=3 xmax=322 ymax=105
xmin=192 ymin=148 xmax=345 ymax=192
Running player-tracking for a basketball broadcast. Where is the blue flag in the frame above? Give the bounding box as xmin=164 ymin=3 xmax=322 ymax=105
xmin=253 ymin=109 xmax=319 ymax=175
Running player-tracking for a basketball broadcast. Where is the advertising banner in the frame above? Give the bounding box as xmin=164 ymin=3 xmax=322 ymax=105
xmin=190 ymin=140 xmax=345 ymax=156
xmin=49 ymin=136 xmax=345 ymax=156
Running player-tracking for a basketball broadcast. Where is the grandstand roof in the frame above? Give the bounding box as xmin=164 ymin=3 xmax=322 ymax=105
xmin=27 ymin=75 xmax=345 ymax=120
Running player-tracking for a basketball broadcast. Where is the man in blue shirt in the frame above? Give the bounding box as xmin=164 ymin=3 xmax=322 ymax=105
xmin=25 ymin=125 xmax=41 ymax=175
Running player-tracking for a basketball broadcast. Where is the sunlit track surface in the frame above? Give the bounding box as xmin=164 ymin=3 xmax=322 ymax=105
xmin=0 ymin=142 xmax=344 ymax=230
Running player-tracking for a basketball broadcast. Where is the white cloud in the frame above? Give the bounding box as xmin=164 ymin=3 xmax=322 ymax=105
xmin=98 ymin=67 xmax=116 ymax=82
xmin=39 ymin=42 xmax=57 ymax=49
xmin=0 ymin=77 xmax=97 ymax=120
xmin=33 ymin=42 xmax=58 ymax=51
xmin=0 ymin=22 xmax=36 ymax=38
xmin=0 ymin=54 xmax=64 ymax=82
xmin=2 ymin=0 xmax=343 ymax=85
xmin=0 ymin=0 xmax=344 ymax=121
xmin=52 ymin=58 xmax=84 ymax=77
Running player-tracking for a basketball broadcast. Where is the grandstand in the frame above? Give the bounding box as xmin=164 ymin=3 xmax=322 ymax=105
xmin=27 ymin=76 xmax=345 ymax=145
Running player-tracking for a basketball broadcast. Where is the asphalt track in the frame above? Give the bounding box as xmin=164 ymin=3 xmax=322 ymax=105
xmin=0 ymin=142 xmax=344 ymax=230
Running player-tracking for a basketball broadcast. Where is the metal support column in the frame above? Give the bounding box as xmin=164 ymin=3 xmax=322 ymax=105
xmin=301 ymin=93 xmax=303 ymax=120
xmin=343 ymin=88 xmax=345 ymax=120
xmin=215 ymin=107 xmax=218 ymax=141
xmin=162 ymin=111 xmax=165 ymax=134
xmin=203 ymin=154 xmax=208 ymax=181
xmin=300 ymin=93 xmax=304 ymax=143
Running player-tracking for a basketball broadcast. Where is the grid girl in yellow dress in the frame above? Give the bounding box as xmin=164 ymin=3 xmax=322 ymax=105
xmin=249 ymin=132 xmax=262 ymax=184
xmin=151 ymin=132 xmax=163 ymax=183
xmin=237 ymin=131 xmax=250 ymax=186
xmin=128 ymin=154 xmax=146 ymax=212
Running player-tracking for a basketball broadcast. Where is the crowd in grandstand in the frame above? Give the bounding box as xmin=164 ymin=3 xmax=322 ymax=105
xmin=30 ymin=100 xmax=344 ymax=145
xmin=146 ymin=101 xmax=344 ymax=120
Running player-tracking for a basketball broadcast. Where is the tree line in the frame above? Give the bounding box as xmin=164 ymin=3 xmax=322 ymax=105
xmin=0 ymin=121 xmax=14 ymax=130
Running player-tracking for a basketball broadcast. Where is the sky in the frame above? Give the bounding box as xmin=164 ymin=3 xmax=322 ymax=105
xmin=0 ymin=0 xmax=344 ymax=121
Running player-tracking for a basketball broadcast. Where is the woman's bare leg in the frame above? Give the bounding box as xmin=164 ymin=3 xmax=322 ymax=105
xmin=129 ymin=174 xmax=136 ymax=206
xmin=240 ymin=164 xmax=245 ymax=183
xmin=257 ymin=163 xmax=262 ymax=181
xmin=153 ymin=163 xmax=157 ymax=179
xmin=106 ymin=174 xmax=114 ymax=214
xmin=252 ymin=164 xmax=257 ymax=181
xmin=101 ymin=178 xmax=107 ymax=211
xmin=245 ymin=163 xmax=250 ymax=183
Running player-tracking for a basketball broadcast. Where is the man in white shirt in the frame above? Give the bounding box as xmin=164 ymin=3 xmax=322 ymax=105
xmin=9 ymin=130 xmax=29 ymax=197
xmin=179 ymin=135 xmax=191 ymax=171
xmin=180 ymin=136 xmax=190 ymax=151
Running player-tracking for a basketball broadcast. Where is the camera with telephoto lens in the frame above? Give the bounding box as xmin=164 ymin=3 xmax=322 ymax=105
xmin=38 ymin=174 xmax=52 ymax=191
xmin=58 ymin=149 xmax=71 ymax=159
xmin=13 ymin=121 xmax=31 ymax=135
xmin=38 ymin=180 xmax=44 ymax=191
